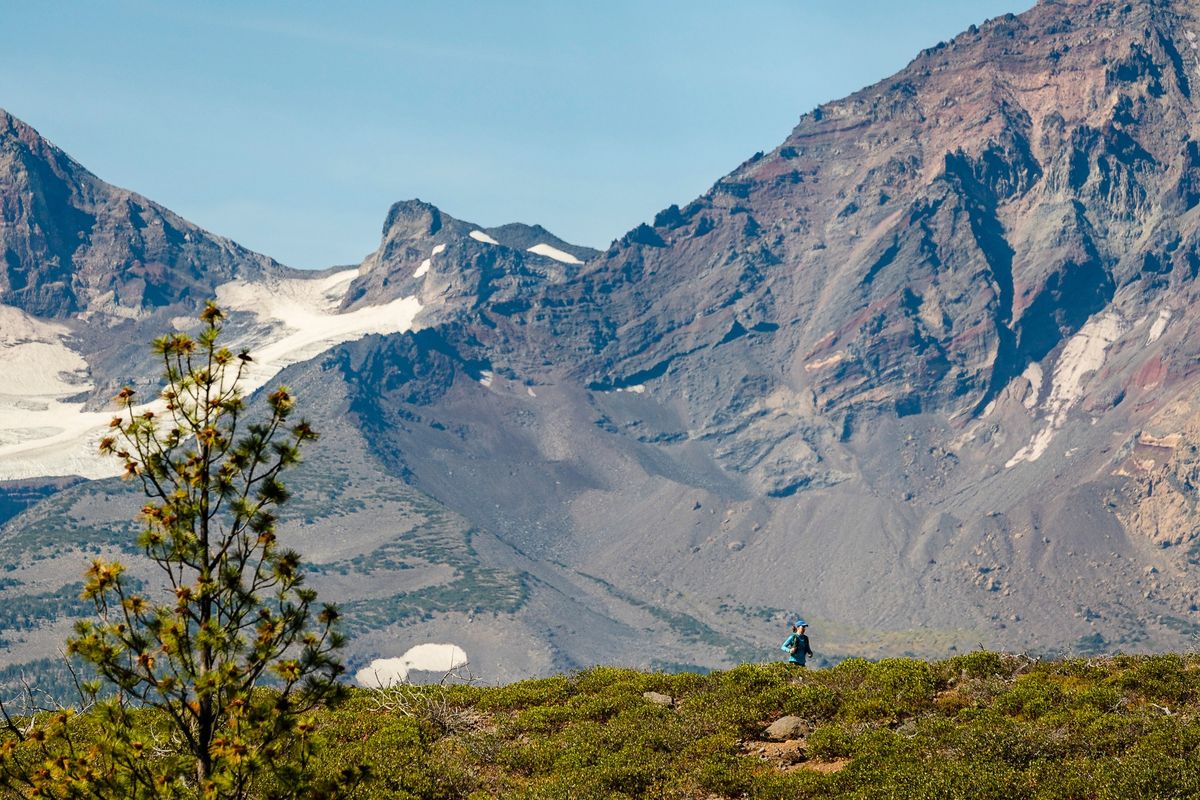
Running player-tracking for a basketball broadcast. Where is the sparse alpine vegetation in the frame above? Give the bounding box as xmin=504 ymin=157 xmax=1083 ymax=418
xmin=5 ymin=651 xmax=1200 ymax=798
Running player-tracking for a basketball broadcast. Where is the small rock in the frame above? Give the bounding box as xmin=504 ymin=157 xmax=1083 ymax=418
xmin=766 ymin=715 xmax=810 ymax=741
xmin=643 ymin=691 xmax=674 ymax=707
xmin=727 ymin=540 xmax=745 ymax=552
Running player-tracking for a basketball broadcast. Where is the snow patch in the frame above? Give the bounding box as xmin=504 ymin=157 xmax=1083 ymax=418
xmin=0 ymin=305 xmax=98 ymax=479
xmin=414 ymin=243 xmax=446 ymax=278
xmin=1006 ymin=312 xmax=1125 ymax=468
xmin=469 ymin=230 xmax=499 ymax=245
xmin=1048 ymin=313 xmax=1124 ymax=408
xmin=1006 ymin=426 xmax=1056 ymax=468
xmin=1021 ymin=363 xmax=1043 ymax=410
xmin=804 ymin=352 xmax=847 ymax=372
xmin=355 ymin=643 xmax=469 ymax=688
xmin=0 ymin=272 xmax=422 ymax=481
xmin=615 ymin=384 xmax=646 ymax=394
xmin=479 ymin=370 xmax=494 ymax=388
xmin=214 ymin=271 xmax=422 ymax=400
xmin=1147 ymin=309 xmax=1171 ymax=344
xmin=527 ymin=243 xmax=583 ymax=265
xmin=527 ymin=387 xmax=537 ymax=397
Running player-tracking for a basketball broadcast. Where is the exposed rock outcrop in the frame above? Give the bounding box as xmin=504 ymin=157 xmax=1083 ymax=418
xmin=0 ymin=107 xmax=281 ymax=318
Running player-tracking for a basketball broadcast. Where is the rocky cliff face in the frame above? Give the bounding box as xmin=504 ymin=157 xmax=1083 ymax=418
xmin=328 ymin=0 xmax=1200 ymax=660
xmin=501 ymin=0 xmax=1200 ymax=425
xmin=342 ymin=198 xmax=597 ymax=321
xmin=0 ymin=108 xmax=281 ymax=318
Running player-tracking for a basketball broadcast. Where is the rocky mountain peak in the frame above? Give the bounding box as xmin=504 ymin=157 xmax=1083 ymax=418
xmin=502 ymin=0 xmax=1200 ymax=424
xmin=375 ymin=199 xmax=597 ymax=262
xmin=381 ymin=198 xmax=450 ymax=240
xmin=344 ymin=198 xmax=597 ymax=322
xmin=1 ymin=106 xmax=59 ymax=156
xmin=0 ymin=108 xmax=280 ymax=319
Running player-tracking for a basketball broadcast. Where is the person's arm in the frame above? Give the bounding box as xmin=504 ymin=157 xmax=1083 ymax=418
xmin=805 ymin=637 xmax=813 ymax=657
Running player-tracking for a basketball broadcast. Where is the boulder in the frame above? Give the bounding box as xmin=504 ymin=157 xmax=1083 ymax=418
xmin=643 ymin=691 xmax=674 ymax=707
xmin=765 ymin=715 xmax=809 ymax=741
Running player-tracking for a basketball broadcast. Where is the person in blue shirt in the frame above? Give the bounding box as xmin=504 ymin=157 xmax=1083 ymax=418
xmin=781 ymin=620 xmax=814 ymax=667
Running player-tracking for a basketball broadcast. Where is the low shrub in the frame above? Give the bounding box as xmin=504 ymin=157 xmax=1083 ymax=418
xmin=9 ymin=653 xmax=1200 ymax=798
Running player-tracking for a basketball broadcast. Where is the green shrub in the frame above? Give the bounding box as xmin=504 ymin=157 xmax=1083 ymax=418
xmin=12 ymin=653 xmax=1200 ymax=798
xmin=508 ymin=704 xmax=573 ymax=735
xmin=784 ymin=682 xmax=841 ymax=720
xmin=807 ymin=724 xmax=857 ymax=759
xmin=692 ymin=751 xmax=757 ymax=797
xmin=476 ymin=675 xmax=575 ymax=711
xmin=837 ymin=659 xmax=936 ymax=722
xmin=572 ymin=666 xmax=652 ymax=694
xmin=994 ymin=674 xmax=1065 ymax=720
xmin=1115 ymin=654 xmax=1194 ymax=705
xmin=938 ymin=649 xmax=1008 ymax=681
xmin=565 ymin=690 xmax=642 ymax=722
xmin=1071 ymin=683 xmax=1122 ymax=712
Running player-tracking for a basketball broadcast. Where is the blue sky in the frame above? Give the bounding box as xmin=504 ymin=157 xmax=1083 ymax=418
xmin=1 ymin=1 xmax=1024 ymax=268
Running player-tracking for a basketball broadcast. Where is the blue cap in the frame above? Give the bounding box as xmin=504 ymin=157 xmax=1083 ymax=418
xmin=793 ymin=618 xmax=807 ymax=627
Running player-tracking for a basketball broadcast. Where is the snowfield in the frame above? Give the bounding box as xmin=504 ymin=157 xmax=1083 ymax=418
xmin=0 ymin=305 xmax=97 ymax=479
xmin=469 ymin=230 xmax=499 ymax=245
xmin=1147 ymin=309 xmax=1171 ymax=344
xmin=354 ymin=643 xmax=469 ymax=687
xmin=1006 ymin=312 xmax=1125 ymax=468
xmin=0 ymin=273 xmax=422 ymax=481
xmin=214 ymin=269 xmax=423 ymax=395
xmin=527 ymin=243 xmax=583 ymax=265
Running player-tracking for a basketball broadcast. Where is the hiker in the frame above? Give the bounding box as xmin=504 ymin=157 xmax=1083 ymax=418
xmin=780 ymin=620 xmax=814 ymax=667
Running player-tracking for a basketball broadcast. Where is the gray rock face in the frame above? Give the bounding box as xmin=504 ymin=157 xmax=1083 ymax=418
xmin=0 ymin=108 xmax=282 ymax=319
xmin=342 ymin=198 xmax=597 ymax=320
xmin=324 ymin=0 xmax=1200 ymax=663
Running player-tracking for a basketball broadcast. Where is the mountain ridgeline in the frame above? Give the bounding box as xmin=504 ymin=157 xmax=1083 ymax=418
xmin=5 ymin=0 xmax=1200 ymax=680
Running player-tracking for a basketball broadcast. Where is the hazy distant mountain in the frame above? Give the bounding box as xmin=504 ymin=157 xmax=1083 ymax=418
xmin=7 ymin=0 xmax=1200 ymax=682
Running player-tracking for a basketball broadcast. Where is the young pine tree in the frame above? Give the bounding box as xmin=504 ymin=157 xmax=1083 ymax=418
xmin=2 ymin=303 xmax=360 ymax=799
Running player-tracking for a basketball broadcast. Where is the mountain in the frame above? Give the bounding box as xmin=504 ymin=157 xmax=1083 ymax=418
xmin=0 ymin=108 xmax=283 ymax=319
xmin=317 ymin=0 xmax=1200 ymax=665
xmin=0 ymin=109 xmax=631 ymax=680
xmin=8 ymin=0 xmax=1200 ymax=683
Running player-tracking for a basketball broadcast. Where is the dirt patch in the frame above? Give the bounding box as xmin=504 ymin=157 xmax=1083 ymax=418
xmin=745 ymin=738 xmax=852 ymax=774
xmin=744 ymin=738 xmax=807 ymax=768
xmin=791 ymin=757 xmax=851 ymax=774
